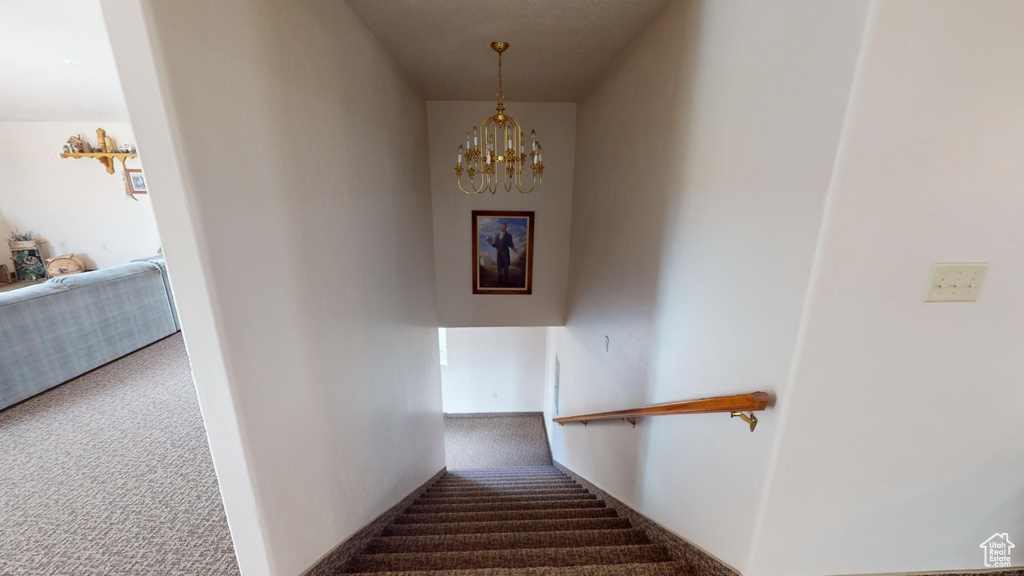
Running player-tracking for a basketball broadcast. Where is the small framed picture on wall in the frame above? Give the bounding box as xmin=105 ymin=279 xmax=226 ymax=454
xmin=472 ymin=210 xmax=535 ymax=295
xmin=124 ymin=168 xmax=148 ymax=198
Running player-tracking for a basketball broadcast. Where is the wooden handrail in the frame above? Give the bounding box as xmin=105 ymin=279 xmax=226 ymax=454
xmin=553 ymin=392 xmax=770 ymax=432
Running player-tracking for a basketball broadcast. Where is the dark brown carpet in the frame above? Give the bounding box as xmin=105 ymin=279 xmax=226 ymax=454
xmin=342 ymin=467 xmax=685 ymax=575
xmin=443 ymin=413 xmax=552 ymax=470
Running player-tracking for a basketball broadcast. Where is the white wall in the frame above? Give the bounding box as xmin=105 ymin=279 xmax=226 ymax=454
xmin=441 ymin=327 xmax=547 ymax=413
xmin=544 ymin=0 xmax=870 ymax=572
xmin=102 ymin=1 xmax=445 ymax=575
xmin=748 ymin=2 xmax=1024 ymax=574
xmin=0 ymin=122 xmax=160 ymax=272
xmin=428 ymin=101 xmax=576 ymax=327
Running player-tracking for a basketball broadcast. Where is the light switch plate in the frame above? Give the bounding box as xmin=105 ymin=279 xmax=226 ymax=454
xmin=925 ymin=262 xmax=989 ymax=302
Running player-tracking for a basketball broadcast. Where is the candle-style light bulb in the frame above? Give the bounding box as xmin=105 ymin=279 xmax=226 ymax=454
xmin=465 ymin=132 xmax=471 ymax=151
xmin=531 ymin=130 xmax=538 ymax=152
xmin=458 ymin=145 xmax=464 ymax=165
xmin=520 ymin=132 xmax=525 ymax=154
xmin=472 ymin=127 xmax=479 ymax=147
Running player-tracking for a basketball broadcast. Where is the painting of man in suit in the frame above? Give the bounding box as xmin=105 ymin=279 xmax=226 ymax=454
xmin=487 ymin=223 xmax=517 ymax=284
xmin=472 ymin=211 xmax=534 ymax=294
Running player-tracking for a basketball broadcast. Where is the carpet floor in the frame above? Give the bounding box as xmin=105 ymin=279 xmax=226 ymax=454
xmin=444 ymin=413 xmax=553 ymax=470
xmin=0 ymin=334 xmax=240 ymax=575
xmin=343 ymin=466 xmax=685 ymax=575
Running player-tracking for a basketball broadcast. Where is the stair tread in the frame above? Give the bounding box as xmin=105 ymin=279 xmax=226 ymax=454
xmin=345 ymin=544 xmax=672 ymax=572
xmin=367 ymin=528 xmax=649 ymax=554
xmin=415 ymin=493 xmax=596 ymax=505
xmin=446 ymin=472 xmax=566 ymax=477
xmin=430 ymin=480 xmax=578 ymax=487
xmin=428 ymin=479 xmax=581 ymax=487
xmin=382 ymin=517 xmax=633 ymax=536
xmin=344 ymin=560 xmax=687 ymax=576
xmin=394 ymin=507 xmax=620 ymax=524
xmin=445 ymin=468 xmax=563 ymax=475
xmin=408 ymin=499 xmax=604 ymax=514
xmin=434 ymin=478 xmax=576 ymax=484
xmin=419 ymin=488 xmax=589 ymax=499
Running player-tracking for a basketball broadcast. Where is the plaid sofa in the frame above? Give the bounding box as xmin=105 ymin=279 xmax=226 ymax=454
xmin=0 ymin=260 xmax=179 ymax=411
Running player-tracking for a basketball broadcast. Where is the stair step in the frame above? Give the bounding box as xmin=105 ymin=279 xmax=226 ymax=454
xmin=445 ymin=472 xmax=565 ymax=478
xmin=407 ymin=499 xmax=604 ymax=514
xmin=441 ymin=474 xmax=567 ymax=482
xmin=382 ymin=516 xmax=633 ymax=536
xmin=419 ymin=487 xmax=589 ymax=499
xmin=433 ymin=477 xmax=576 ymax=485
xmin=446 ymin=467 xmax=562 ymax=475
xmin=428 ymin=477 xmax=581 ymax=485
xmin=366 ymin=528 xmax=650 ymax=554
xmin=345 ymin=544 xmax=672 ymax=572
xmin=415 ymin=493 xmax=596 ymax=506
xmin=344 ymin=561 xmax=686 ymax=576
xmin=434 ymin=478 xmax=574 ymax=486
xmin=394 ymin=507 xmax=620 ymax=525
xmin=441 ymin=470 xmax=567 ymax=476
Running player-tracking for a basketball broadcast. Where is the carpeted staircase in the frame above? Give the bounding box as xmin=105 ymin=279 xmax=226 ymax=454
xmin=343 ymin=466 xmax=685 ymax=575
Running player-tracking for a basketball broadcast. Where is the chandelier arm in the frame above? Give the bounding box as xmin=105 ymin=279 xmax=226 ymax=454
xmin=514 ymin=169 xmax=542 ymax=194
xmin=457 ymin=172 xmax=485 ymax=195
xmin=477 ymin=167 xmax=490 ymax=194
xmin=457 ymin=152 xmax=490 ymax=194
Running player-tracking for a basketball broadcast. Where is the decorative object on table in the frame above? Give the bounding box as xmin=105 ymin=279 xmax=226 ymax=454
xmin=471 ymin=210 xmax=534 ymax=295
xmin=124 ymin=168 xmax=148 ymax=200
xmin=0 ymin=264 xmax=9 ymax=284
xmin=44 ymin=254 xmax=86 ymax=278
xmin=60 ymin=128 xmax=138 ymax=174
xmin=455 ymin=42 xmax=544 ymax=195
xmin=8 ymin=230 xmax=47 ymax=281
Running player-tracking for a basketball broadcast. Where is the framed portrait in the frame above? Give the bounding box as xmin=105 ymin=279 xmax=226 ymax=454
xmin=124 ymin=168 xmax=148 ymax=197
xmin=472 ymin=210 xmax=534 ymax=295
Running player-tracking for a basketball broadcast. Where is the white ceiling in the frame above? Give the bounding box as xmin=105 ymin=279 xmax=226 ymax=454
xmin=345 ymin=0 xmax=673 ymax=102
xmin=0 ymin=0 xmax=128 ymax=122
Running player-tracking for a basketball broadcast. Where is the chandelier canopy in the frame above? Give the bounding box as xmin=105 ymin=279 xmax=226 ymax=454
xmin=456 ymin=42 xmax=543 ymax=195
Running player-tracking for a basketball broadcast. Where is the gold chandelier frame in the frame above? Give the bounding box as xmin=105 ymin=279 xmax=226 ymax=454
xmin=456 ymin=42 xmax=543 ymax=195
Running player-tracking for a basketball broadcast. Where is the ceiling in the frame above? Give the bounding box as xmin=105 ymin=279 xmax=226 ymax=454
xmin=345 ymin=0 xmax=673 ymax=102
xmin=0 ymin=1 xmax=128 ymax=122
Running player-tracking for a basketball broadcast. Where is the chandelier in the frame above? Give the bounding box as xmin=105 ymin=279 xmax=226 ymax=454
xmin=456 ymin=41 xmax=544 ymax=195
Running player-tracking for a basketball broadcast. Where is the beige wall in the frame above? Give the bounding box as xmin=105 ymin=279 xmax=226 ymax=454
xmin=103 ymin=1 xmax=445 ymax=575
xmin=748 ymin=1 xmax=1024 ymax=573
xmin=544 ymin=0 xmax=870 ymax=571
xmin=441 ymin=327 xmax=547 ymax=413
xmin=0 ymin=122 xmax=160 ymax=272
xmin=428 ymin=101 xmax=576 ymax=327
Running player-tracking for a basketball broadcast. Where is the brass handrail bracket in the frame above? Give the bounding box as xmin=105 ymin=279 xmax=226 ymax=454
xmin=622 ymin=417 xmax=636 ymax=428
xmin=730 ymin=411 xmax=758 ymax=432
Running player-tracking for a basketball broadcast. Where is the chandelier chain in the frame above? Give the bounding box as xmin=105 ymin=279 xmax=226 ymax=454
xmin=496 ymin=50 xmax=504 ymax=114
